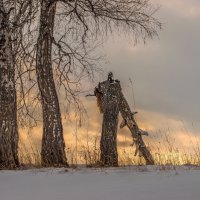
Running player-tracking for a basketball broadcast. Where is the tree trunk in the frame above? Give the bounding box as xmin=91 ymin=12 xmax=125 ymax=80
xmin=36 ymin=0 xmax=68 ymax=166
xmin=0 ymin=2 xmax=19 ymax=168
xmin=95 ymin=73 xmax=154 ymax=166
xmin=119 ymin=93 xmax=155 ymax=165
xmin=96 ymin=80 xmax=121 ymax=166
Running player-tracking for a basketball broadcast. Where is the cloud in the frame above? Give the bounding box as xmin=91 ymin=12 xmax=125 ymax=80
xmin=153 ymin=0 xmax=200 ymax=18
xmin=19 ymin=0 xmax=200 ymax=164
xmin=101 ymin=0 xmax=200 ymax=124
xmin=19 ymin=97 xmax=200 ymax=165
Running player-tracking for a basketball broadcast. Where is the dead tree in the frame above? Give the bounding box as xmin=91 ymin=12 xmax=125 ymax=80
xmin=95 ymin=74 xmax=121 ymax=166
xmin=95 ymin=73 xmax=154 ymax=166
xmin=119 ymin=90 xmax=154 ymax=165
xmin=36 ymin=1 xmax=68 ymax=166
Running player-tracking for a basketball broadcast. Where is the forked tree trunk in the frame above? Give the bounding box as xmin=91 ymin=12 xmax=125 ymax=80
xmin=0 ymin=2 xmax=19 ymax=168
xmin=95 ymin=74 xmax=154 ymax=166
xmin=36 ymin=0 xmax=68 ymax=166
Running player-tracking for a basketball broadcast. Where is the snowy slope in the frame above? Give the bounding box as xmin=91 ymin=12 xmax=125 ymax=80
xmin=0 ymin=166 xmax=200 ymax=200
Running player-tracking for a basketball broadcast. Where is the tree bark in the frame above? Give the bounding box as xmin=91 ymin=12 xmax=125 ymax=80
xmin=95 ymin=74 xmax=154 ymax=166
xmin=0 ymin=1 xmax=19 ymax=168
xmin=96 ymin=80 xmax=121 ymax=166
xmin=119 ymin=93 xmax=155 ymax=165
xmin=36 ymin=0 xmax=68 ymax=166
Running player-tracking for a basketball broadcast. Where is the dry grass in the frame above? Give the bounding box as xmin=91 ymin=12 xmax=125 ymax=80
xmin=17 ymin=130 xmax=200 ymax=169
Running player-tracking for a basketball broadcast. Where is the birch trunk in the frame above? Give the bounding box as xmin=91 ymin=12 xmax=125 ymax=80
xmin=0 ymin=1 xmax=19 ymax=168
xmin=36 ymin=0 xmax=68 ymax=166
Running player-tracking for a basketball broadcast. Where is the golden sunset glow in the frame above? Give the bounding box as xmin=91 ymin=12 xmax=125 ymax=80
xmin=18 ymin=98 xmax=200 ymax=165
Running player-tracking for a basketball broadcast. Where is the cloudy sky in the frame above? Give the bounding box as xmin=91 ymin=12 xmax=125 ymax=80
xmin=20 ymin=0 xmax=200 ymax=162
xmin=96 ymin=0 xmax=200 ymax=134
xmin=57 ymin=0 xmax=200 ymax=156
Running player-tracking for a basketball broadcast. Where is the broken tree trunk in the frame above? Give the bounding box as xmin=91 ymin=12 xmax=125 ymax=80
xmin=36 ymin=0 xmax=68 ymax=167
xmin=95 ymin=76 xmax=121 ymax=166
xmin=0 ymin=1 xmax=19 ymax=168
xmin=119 ymin=93 xmax=155 ymax=165
xmin=95 ymin=73 xmax=154 ymax=166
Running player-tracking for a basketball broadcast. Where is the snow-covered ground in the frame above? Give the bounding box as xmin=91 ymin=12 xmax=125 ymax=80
xmin=0 ymin=166 xmax=200 ymax=200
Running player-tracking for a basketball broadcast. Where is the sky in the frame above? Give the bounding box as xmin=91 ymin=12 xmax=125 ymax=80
xmin=100 ymin=0 xmax=200 ymax=132
xmin=72 ymin=0 xmax=200 ymax=154
xmin=19 ymin=0 xmax=200 ymax=163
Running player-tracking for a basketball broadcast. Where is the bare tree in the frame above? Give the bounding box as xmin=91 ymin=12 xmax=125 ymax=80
xmin=36 ymin=1 xmax=68 ymax=166
xmin=34 ymin=0 xmax=160 ymax=166
xmin=0 ymin=0 xmax=18 ymax=168
xmin=0 ymin=0 xmax=36 ymax=169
